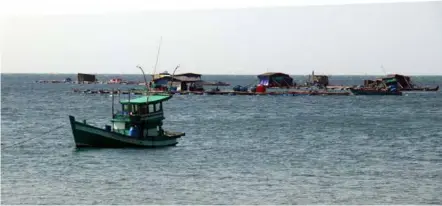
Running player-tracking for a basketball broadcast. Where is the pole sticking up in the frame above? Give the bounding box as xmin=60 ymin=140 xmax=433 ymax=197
xmin=137 ymin=65 xmax=149 ymax=91
xmin=111 ymin=89 xmax=115 ymax=118
xmin=152 ymin=36 xmax=162 ymax=77
xmin=381 ymin=65 xmax=387 ymax=75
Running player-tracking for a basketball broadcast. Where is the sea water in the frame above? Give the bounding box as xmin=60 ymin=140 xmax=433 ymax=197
xmin=1 ymin=74 xmax=441 ymax=204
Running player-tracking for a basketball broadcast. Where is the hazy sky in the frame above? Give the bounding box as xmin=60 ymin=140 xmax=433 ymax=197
xmin=1 ymin=0 xmax=441 ymax=75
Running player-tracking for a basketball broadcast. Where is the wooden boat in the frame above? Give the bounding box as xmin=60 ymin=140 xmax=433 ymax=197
xmin=364 ymin=74 xmax=440 ymax=92
xmin=202 ymin=81 xmax=231 ymax=86
xmin=400 ymin=85 xmax=439 ymax=91
xmin=69 ymin=95 xmax=185 ymax=148
xmin=349 ymin=88 xmax=402 ymax=96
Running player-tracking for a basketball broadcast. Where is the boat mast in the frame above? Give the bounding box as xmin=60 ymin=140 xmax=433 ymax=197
xmin=111 ymin=89 xmax=114 ymax=118
xmin=312 ymin=70 xmax=314 ymax=83
xmin=152 ymin=36 xmax=162 ymax=78
xmin=381 ymin=65 xmax=387 ymax=75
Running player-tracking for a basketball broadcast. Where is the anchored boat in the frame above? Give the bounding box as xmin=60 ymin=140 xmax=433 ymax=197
xmin=351 ymin=76 xmax=403 ymax=95
xmin=69 ymin=94 xmax=185 ymax=148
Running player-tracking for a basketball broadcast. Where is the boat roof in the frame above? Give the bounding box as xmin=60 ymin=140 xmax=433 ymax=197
xmin=386 ymin=74 xmax=410 ymax=78
xmin=159 ymin=71 xmax=170 ymax=75
xmin=119 ymin=95 xmax=172 ymax=105
xmin=174 ymin=72 xmax=202 ymax=77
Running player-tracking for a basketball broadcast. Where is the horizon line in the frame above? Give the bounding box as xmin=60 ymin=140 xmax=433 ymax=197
xmin=2 ymin=72 xmax=442 ymax=76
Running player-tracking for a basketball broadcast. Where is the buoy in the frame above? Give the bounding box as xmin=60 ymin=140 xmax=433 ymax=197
xmin=256 ymin=84 xmax=266 ymax=93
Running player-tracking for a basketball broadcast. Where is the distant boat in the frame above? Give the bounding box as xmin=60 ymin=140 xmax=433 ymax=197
xmin=400 ymin=85 xmax=439 ymax=91
xmin=384 ymin=74 xmax=439 ymax=92
xmin=364 ymin=74 xmax=439 ymax=92
xmin=202 ymin=81 xmax=231 ymax=86
xmin=68 ymin=95 xmax=185 ymax=148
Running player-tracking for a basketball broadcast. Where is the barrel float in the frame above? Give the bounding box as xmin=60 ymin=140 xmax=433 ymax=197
xmin=256 ymin=84 xmax=266 ymax=93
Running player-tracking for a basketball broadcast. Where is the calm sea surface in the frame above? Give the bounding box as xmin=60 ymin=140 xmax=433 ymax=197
xmin=1 ymin=74 xmax=442 ymax=204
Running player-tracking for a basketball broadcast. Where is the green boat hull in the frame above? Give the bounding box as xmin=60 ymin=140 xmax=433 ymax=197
xmin=350 ymin=88 xmax=402 ymax=96
xmin=69 ymin=116 xmax=184 ymax=148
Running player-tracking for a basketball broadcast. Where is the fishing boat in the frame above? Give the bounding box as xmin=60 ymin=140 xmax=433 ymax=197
xmin=401 ymin=85 xmax=439 ymax=91
xmin=383 ymin=74 xmax=439 ymax=92
xmin=68 ymin=94 xmax=185 ymax=148
xmin=351 ymin=75 xmax=404 ymax=95
xmin=363 ymin=74 xmax=439 ymax=92
xmin=349 ymin=88 xmax=402 ymax=95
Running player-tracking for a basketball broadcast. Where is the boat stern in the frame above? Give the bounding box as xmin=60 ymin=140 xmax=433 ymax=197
xmin=164 ymin=130 xmax=185 ymax=138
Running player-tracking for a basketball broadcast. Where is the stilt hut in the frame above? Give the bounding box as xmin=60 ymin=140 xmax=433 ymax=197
xmin=77 ymin=73 xmax=97 ymax=84
xmin=257 ymin=72 xmax=294 ymax=88
xmin=152 ymin=73 xmax=204 ymax=91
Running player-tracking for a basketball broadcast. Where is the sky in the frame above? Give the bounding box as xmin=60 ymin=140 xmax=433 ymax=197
xmin=1 ymin=0 xmax=441 ymax=75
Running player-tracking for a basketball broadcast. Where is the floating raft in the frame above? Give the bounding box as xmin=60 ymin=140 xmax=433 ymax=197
xmin=73 ymin=89 xmax=145 ymax=95
xmin=36 ymin=80 xmax=230 ymax=86
xmin=36 ymin=80 xmax=146 ymax=85
xmin=72 ymin=89 xmax=351 ymax=96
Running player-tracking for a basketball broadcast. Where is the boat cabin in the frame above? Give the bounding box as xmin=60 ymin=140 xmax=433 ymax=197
xmin=111 ymin=95 xmax=172 ymax=138
xmin=382 ymin=74 xmax=413 ymax=89
xmin=306 ymin=71 xmax=329 ymax=87
xmin=363 ymin=78 xmax=387 ymax=89
xmin=152 ymin=71 xmax=171 ymax=80
xmin=312 ymin=75 xmax=329 ymax=87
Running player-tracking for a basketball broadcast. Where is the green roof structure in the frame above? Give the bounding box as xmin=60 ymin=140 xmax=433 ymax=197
xmin=119 ymin=95 xmax=172 ymax=105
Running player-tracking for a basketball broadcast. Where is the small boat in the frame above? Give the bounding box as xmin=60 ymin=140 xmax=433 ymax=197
xmin=364 ymin=74 xmax=439 ymax=92
xmin=68 ymin=94 xmax=185 ymax=148
xmin=401 ymin=85 xmax=439 ymax=91
xmin=349 ymin=88 xmax=402 ymax=96
xmin=202 ymin=81 xmax=231 ymax=86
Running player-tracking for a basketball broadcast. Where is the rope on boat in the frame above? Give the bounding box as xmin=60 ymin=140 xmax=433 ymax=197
xmin=1 ymin=125 xmax=65 ymax=149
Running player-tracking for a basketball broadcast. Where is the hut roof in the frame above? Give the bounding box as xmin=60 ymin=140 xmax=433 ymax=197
xmin=153 ymin=76 xmax=181 ymax=82
xmin=158 ymin=71 xmax=171 ymax=75
xmin=153 ymin=76 xmax=202 ymax=83
xmin=257 ymin=72 xmax=290 ymax=78
xmin=175 ymin=76 xmax=202 ymax=82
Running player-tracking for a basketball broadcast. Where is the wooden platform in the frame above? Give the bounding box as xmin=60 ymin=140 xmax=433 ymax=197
xmin=72 ymin=89 xmax=351 ymax=96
